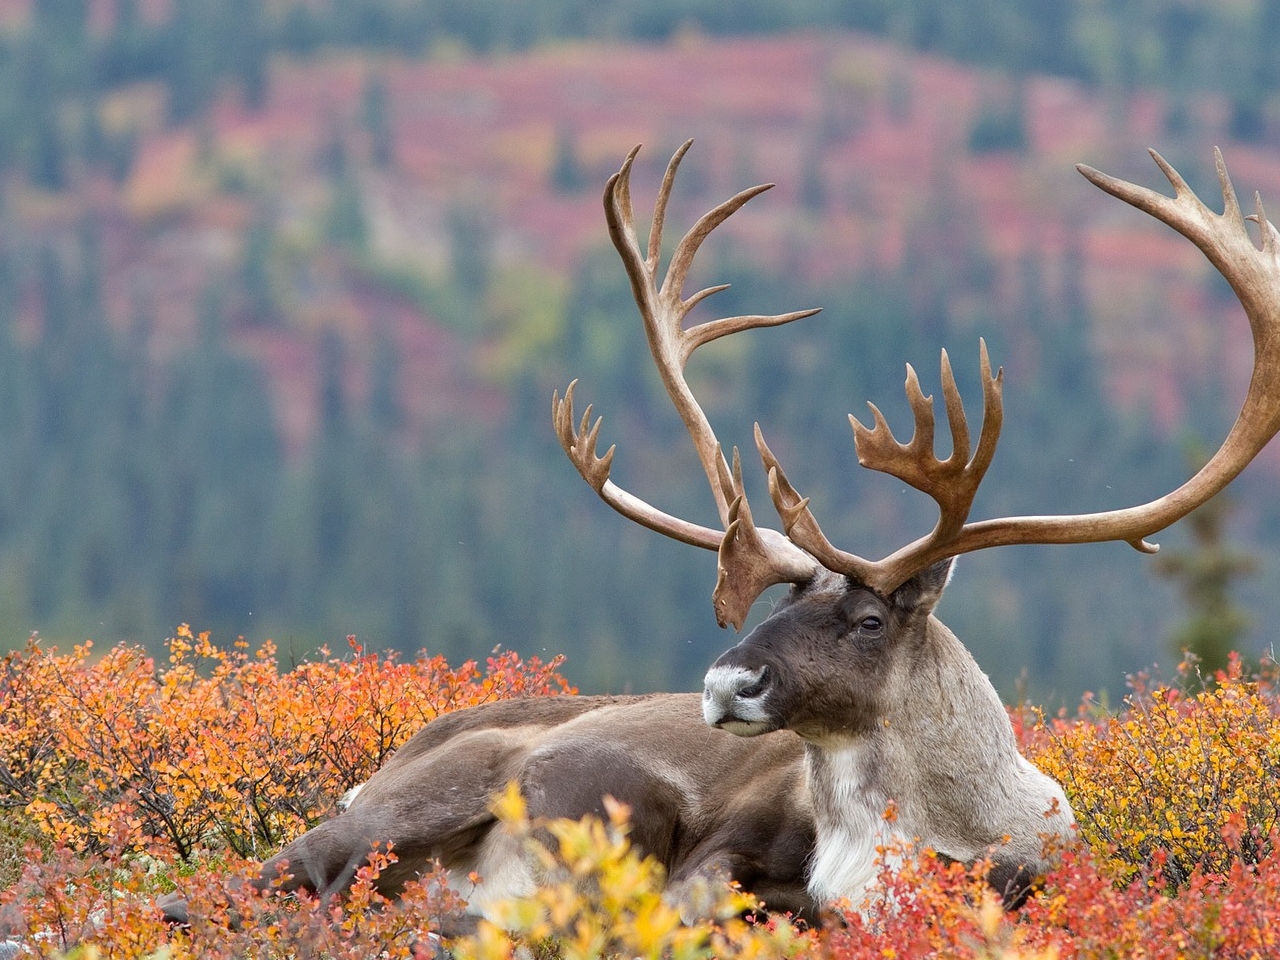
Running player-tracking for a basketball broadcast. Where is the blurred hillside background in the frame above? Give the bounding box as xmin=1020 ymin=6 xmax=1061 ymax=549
xmin=0 ymin=0 xmax=1278 ymax=702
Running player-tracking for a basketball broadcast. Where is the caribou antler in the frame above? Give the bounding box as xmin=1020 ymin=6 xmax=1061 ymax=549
xmin=758 ymin=341 xmax=1004 ymax=590
xmin=553 ymin=142 xmax=821 ymax=628
xmin=761 ymin=147 xmax=1280 ymax=595
xmin=559 ymin=144 xmax=1280 ymax=624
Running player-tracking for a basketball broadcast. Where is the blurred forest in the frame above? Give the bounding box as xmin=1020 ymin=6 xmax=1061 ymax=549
xmin=1 ymin=0 xmax=1280 ymax=701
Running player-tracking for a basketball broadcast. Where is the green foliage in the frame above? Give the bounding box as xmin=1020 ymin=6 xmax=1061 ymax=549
xmin=0 ymin=215 xmax=1197 ymax=699
xmin=0 ymin=0 xmax=1271 ymax=704
xmin=361 ymin=72 xmax=395 ymax=169
xmin=0 ymin=0 xmax=1277 ymax=206
xmin=968 ymin=101 xmax=1027 ymax=153
xmin=1154 ymin=461 xmax=1258 ymax=675
xmin=551 ymin=127 xmax=586 ymax=194
xmin=447 ymin=200 xmax=495 ymax=302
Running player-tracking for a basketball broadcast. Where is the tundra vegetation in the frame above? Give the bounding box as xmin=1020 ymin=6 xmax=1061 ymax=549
xmin=8 ymin=0 xmax=1280 ymax=705
xmin=0 ymin=628 xmax=1277 ymax=958
xmin=6 ymin=141 xmax=1280 ymax=955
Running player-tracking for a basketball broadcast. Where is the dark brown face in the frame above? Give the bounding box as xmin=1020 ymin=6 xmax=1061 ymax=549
xmin=701 ymin=561 xmax=953 ymax=741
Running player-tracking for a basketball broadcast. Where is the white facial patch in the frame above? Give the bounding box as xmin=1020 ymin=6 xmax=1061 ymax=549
xmin=702 ymin=664 xmax=771 ymax=731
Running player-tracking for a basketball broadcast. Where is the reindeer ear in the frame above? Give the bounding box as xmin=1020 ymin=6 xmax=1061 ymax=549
xmin=889 ymin=558 xmax=955 ymax=616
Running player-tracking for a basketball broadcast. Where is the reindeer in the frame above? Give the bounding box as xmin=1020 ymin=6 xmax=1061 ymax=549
xmin=162 ymin=143 xmax=1280 ymax=934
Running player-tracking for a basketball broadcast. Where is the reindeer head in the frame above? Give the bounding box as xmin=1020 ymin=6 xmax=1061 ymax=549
xmin=701 ymin=562 xmax=955 ymax=740
xmin=555 ymin=142 xmax=1280 ymax=743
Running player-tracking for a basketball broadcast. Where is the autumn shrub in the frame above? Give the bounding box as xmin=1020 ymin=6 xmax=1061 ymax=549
xmin=0 ymin=828 xmax=172 ymax=959
xmin=445 ymin=783 xmax=808 ymax=960
xmin=1018 ymin=839 xmax=1280 ymax=959
xmin=0 ymin=828 xmax=466 ymax=959
xmin=3 ymin=632 xmax=1280 ymax=958
xmin=454 ymin=798 xmax=1280 ymax=960
xmin=1024 ymin=654 xmax=1280 ymax=885
xmin=0 ymin=626 xmax=573 ymax=862
xmin=166 ymin=848 xmax=465 ymax=960
xmin=450 ymin=783 xmax=813 ymax=960
xmin=821 ymin=832 xmax=1280 ymax=960
xmin=822 ymin=847 xmax=1059 ymax=960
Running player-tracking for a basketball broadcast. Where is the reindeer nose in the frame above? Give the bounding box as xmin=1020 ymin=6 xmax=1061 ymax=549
xmin=736 ymin=664 xmax=770 ymax=698
xmin=702 ymin=663 xmax=773 ymax=732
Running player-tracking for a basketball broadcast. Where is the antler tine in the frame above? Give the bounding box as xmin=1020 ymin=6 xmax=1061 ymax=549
xmin=971 ymin=340 xmax=1004 ymax=488
xmin=603 ymin=142 xmax=733 ymax=520
xmin=552 ymin=380 xmax=613 ymax=493
xmin=754 ymin=339 xmax=1004 ymax=595
xmin=1250 ymin=199 xmax=1280 ymax=254
xmin=667 ymin=183 xmax=822 ymax=359
xmin=939 ymin=351 xmax=969 ymax=469
xmin=755 ymin=424 xmax=880 ymax=583
xmin=698 ymin=441 xmax=819 ymax=629
xmin=559 ymin=142 xmax=823 ymax=629
xmin=647 ymin=139 xmax=692 ymax=270
xmin=852 ymin=148 xmax=1280 ymax=594
xmin=685 ymin=307 xmax=824 ymax=356
xmin=662 ymin=182 xmax=772 ymax=310
xmin=552 ymin=380 xmax=724 ymax=552
xmin=849 ymin=342 xmax=1004 ymax=543
xmin=604 ymin=146 xmax=654 ymax=315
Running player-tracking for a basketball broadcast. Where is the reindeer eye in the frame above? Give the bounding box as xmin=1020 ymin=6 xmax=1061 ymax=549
xmin=859 ymin=615 xmax=884 ymax=634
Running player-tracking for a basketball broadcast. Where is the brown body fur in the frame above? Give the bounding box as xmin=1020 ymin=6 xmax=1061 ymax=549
xmin=256 ymin=694 xmax=816 ymax=926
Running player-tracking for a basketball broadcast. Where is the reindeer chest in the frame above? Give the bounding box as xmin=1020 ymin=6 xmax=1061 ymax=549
xmin=803 ymin=741 xmax=908 ymax=906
